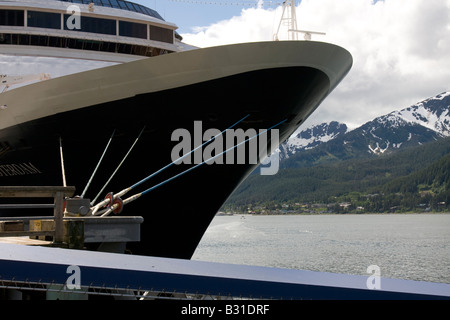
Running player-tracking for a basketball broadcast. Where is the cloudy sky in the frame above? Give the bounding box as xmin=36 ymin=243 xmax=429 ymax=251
xmin=1 ymin=0 xmax=449 ymax=130
xmin=157 ymin=0 xmax=450 ymax=129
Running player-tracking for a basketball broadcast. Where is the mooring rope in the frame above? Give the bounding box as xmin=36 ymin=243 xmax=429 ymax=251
xmin=90 ymin=126 xmax=146 ymax=205
xmin=97 ymin=118 xmax=286 ymax=217
xmin=90 ymin=114 xmax=250 ymax=214
xmin=81 ymin=129 xmax=115 ymax=199
xmin=59 ymin=137 xmax=67 ymax=187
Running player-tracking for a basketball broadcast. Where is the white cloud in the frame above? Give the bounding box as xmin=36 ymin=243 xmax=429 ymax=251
xmin=182 ymin=6 xmax=277 ymax=47
xmin=182 ymin=0 xmax=450 ymax=129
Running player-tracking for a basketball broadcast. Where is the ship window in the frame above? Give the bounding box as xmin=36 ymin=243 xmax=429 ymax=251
xmin=48 ymin=36 xmax=61 ymax=47
xmin=0 ymin=10 xmax=24 ymax=26
xmin=150 ymin=25 xmax=173 ymax=44
xmin=0 ymin=32 xmax=174 ymax=57
xmin=142 ymin=7 xmax=151 ymax=16
xmin=93 ymin=0 xmax=106 ymax=6
xmin=125 ymin=2 xmax=135 ymax=11
xmin=28 ymin=11 xmax=61 ymax=29
xmin=117 ymin=42 xmax=131 ymax=54
xmin=131 ymin=3 xmax=144 ymax=14
xmin=119 ymin=21 xmax=147 ymax=39
xmin=109 ymin=0 xmax=120 ymax=8
xmin=51 ymin=0 xmax=166 ymax=22
xmin=30 ymin=34 xmax=50 ymax=46
xmin=63 ymin=14 xmax=116 ymax=35
xmin=117 ymin=0 xmax=128 ymax=10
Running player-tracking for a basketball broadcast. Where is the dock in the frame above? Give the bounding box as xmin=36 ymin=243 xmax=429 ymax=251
xmin=0 ymin=186 xmax=449 ymax=301
xmin=0 ymin=186 xmax=142 ymax=253
xmin=1 ymin=242 xmax=450 ymax=301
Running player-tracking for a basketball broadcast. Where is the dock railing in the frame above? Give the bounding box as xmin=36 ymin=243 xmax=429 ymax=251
xmin=0 ymin=186 xmax=76 ymax=243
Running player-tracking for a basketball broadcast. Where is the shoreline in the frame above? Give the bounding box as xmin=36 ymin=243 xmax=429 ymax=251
xmin=217 ymin=211 xmax=450 ymax=216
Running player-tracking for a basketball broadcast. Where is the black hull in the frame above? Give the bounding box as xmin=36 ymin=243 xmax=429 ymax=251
xmin=0 ymin=41 xmax=353 ymax=259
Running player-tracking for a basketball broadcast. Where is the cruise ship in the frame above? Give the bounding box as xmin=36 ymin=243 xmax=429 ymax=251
xmin=0 ymin=0 xmax=352 ymax=259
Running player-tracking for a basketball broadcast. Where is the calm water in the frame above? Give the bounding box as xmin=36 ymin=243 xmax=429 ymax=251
xmin=192 ymin=214 xmax=450 ymax=284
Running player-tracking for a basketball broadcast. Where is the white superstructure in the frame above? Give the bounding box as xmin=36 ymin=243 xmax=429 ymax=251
xmin=0 ymin=0 xmax=194 ymax=63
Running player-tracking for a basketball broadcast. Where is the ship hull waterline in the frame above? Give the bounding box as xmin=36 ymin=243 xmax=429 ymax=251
xmin=0 ymin=41 xmax=352 ymax=259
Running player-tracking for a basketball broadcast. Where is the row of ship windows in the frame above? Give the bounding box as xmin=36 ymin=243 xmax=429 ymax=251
xmin=0 ymin=9 xmax=173 ymax=43
xmin=57 ymin=0 xmax=164 ymax=20
xmin=0 ymin=33 xmax=171 ymax=57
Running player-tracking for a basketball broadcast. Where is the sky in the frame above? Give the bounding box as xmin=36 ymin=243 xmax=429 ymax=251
xmin=137 ymin=0 xmax=450 ymax=129
xmin=1 ymin=0 xmax=449 ymax=130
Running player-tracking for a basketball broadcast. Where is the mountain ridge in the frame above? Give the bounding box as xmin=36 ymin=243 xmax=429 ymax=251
xmin=279 ymin=91 xmax=450 ymax=167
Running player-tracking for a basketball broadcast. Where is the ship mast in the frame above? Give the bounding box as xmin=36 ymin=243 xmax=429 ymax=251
xmin=274 ymin=0 xmax=326 ymax=41
xmin=274 ymin=0 xmax=298 ymax=40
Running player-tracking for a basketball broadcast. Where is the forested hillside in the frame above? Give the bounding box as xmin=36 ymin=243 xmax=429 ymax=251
xmin=223 ymin=137 xmax=450 ymax=214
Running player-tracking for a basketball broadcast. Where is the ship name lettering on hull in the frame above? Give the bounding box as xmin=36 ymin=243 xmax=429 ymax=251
xmin=0 ymin=162 xmax=42 ymax=177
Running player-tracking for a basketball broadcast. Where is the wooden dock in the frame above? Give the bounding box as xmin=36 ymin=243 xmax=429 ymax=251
xmin=0 ymin=186 xmax=75 ymax=243
xmin=0 ymin=186 xmax=143 ymax=251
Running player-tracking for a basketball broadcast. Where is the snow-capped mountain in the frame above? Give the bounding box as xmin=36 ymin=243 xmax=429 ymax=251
xmin=387 ymin=91 xmax=450 ymax=137
xmin=354 ymin=91 xmax=450 ymax=155
xmin=279 ymin=121 xmax=348 ymax=159
xmin=280 ymin=91 xmax=450 ymax=165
